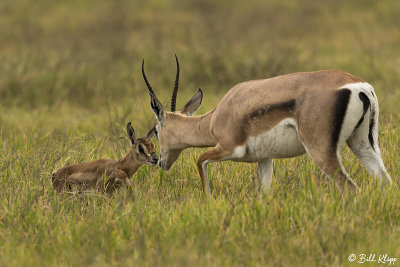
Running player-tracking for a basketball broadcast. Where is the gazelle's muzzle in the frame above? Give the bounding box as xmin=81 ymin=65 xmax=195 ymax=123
xmin=158 ymin=159 xmax=170 ymax=170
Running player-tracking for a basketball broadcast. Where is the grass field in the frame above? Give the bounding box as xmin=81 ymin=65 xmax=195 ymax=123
xmin=0 ymin=0 xmax=399 ymax=266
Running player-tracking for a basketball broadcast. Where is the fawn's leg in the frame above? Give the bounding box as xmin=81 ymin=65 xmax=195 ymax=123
xmin=102 ymin=170 xmax=134 ymax=200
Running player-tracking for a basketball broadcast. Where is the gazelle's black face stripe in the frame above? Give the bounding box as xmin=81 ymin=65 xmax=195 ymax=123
xmin=331 ymin=89 xmax=351 ymax=152
xmin=138 ymin=144 xmax=146 ymax=154
xmin=247 ymin=99 xmax=296 ymax=120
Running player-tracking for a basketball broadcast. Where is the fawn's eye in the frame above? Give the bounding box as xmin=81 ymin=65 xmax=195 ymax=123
xmin=138 ymin=145 xmax=146 ymax=154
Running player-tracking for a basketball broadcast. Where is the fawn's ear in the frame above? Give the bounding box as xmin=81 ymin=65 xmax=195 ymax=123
xmin=146 ymin=126 xmax=157 ymax=139
xmin=127 ymin=122 xmax=136 ymax=145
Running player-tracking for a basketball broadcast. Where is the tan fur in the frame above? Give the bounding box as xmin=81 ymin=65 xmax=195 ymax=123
xmin=52 ymin=132 xmax=157 ymax=199
xmin=158 ymin=70 xmax=363 ymax=149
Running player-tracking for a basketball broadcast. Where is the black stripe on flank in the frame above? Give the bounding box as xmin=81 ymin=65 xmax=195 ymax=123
xmin=331 ymin=89 xmax=351 ymax=152
xmin=248 ymin=99 xmax=296 ymax=119
xmin=355 ymin=92 xmax=370 ymax=129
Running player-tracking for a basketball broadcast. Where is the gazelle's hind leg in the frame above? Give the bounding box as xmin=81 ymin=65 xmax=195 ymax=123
xmin=297 ymin=88 xmax=365 ymax=191
xmin=300 ymin=143 xmax=357 ymax=191
xmin=347 ymin=124 xmax=392 ymax=185
xmin=297 ymin=119 xmax=358 ymax=190
xmin=258 ymin=159 xmax=273 ymax=192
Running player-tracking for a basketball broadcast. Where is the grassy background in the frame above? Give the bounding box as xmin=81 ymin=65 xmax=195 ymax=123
xmin=0 ymin=0 xmax=399 ymax=266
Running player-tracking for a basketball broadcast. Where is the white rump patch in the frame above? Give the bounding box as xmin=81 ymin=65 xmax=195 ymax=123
xmin=337 ymin=82 xmax=377 ymax=152
xmin=340 ymin=82 xmax=373 ymax=91
xmin=340 ymin=82 xmax=375 ymax=99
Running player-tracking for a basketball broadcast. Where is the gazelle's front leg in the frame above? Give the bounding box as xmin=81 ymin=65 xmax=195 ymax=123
xmin=197 ymin=144 xmax=233 ymax=196
xmin=258 ymin=159 xmax=273 ymax=192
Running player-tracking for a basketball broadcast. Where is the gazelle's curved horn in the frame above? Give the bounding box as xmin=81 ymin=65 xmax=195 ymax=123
xmin=170 ymin=54 xmax=180 ymax=112
xmin=142 ymin=60 xmax=156 ymax=96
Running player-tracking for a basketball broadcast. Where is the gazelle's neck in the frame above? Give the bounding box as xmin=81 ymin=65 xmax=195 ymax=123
xmin=119 ymin=150 xmax=142 ymax=177
xmin=166 ymin=110 xmax=217 ymax=149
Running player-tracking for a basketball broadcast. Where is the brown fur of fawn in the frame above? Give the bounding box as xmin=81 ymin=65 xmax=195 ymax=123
xmin=51 ymin=122 xmax=158 ymax=199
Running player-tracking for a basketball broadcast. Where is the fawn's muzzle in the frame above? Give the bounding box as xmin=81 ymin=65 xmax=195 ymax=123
xmin=150 ymin=152 xmax=159 ymax=165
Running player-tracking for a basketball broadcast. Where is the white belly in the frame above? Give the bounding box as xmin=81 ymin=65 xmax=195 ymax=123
xmin=233 ymin=118 xmax=306 ymax=162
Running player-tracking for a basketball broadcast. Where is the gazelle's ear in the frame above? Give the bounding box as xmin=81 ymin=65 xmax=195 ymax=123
xmin=146 ymin=126 xmax=157 ymax=139
xmin=182 ymin=88 xmax=203 ymax=116
xmin=149 ymin=92 xmax=166 ymax=126
xmin=127 ymin=122 xmax=136 ymax=145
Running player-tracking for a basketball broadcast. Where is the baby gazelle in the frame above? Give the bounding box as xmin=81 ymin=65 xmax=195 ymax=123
xmin=51 ymin=122 xmax=158 ymax=198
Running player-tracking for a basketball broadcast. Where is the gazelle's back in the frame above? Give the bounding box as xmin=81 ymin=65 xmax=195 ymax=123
xmin=52 ymin=159 xmax=118 ymax=191
xmin=210 ymin=70 xmax=364 ymax=145
xmin=53 ymin=159 xmax=116 ymax=177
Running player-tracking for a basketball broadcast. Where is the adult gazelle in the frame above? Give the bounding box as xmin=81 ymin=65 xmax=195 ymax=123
xmin=142 ymin=56 xmax=392 ymax=195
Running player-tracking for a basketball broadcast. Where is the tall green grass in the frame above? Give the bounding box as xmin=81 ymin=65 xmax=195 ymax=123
xmin=0 ymin=0 xmax=399 ymax=266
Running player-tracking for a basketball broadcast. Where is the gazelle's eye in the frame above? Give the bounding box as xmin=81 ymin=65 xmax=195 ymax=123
xmin=138 ymin=145 xmax=146 ymax=154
